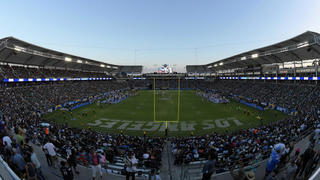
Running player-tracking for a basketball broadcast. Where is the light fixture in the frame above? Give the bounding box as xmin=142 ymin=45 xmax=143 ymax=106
xmin=251 ymin=54 xmax=258 ymax=58
xmin=64 ymin=57 xmax=72 ymax=62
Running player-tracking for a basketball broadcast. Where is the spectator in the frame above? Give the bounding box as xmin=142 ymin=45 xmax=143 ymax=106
xmin=283 ymin=160 xmax=297 ymax=180
xmin=230 ymin=162 xmax=245 ymax=180
xmin=11 ymin=148 xmax=26 ymax=177
xmin=149 ymin=169 xmax=161 ymax=180
xmin=202 ymin=153 xmax=216 ymax=180
xmin=43 ymin=139 xmax=58 ymax=168
xmin=89 ymin=150 xmax=103 ymax=180
xmin=30 ymin=147 xmax=45 ymax=180
xmin=67 ymin=149 xmax=80 ymax=175
xmin=60 ymin=161 xmax=73 ymax=180
xmin=265 ymin=148 xmax=280 ymax=178
xmin=125 ymin=151 xmax=138 ymax=180
xmin=296 ymin=146 xmax=314 ymax=177
xmin=265 ymin=171 xmax=276 ymax=180
xmin=98 ymin=150 xmax=107 ymax=169
xmin=3 ymin=134 xmax=12 ymax=148
xmin=25 ymin=156 xmax=37 ymax=180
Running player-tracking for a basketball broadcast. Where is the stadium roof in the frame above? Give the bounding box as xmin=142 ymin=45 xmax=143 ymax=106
xmin=187 ymin=31 xmax=320 ymax=73
xmin=0 ymin=36 xmax=142 ymax=73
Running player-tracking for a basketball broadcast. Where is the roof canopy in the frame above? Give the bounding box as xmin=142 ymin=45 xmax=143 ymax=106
xmin=0 ymin=37 xmax=142 ymax=73
xmin=187 ymin=31 xmax=320 ymax=73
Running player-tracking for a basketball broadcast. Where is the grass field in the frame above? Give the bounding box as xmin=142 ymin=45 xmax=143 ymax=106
xmin=44 ymin=90 xmax=288 ymax=136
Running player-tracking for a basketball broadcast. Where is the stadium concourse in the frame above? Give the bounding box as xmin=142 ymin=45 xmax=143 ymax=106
xmin=0 ymin=31 xmax=320 ymax=180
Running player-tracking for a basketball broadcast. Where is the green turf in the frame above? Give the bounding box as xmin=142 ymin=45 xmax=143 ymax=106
xmin=43 ymin=90 xmax=288 ymax=136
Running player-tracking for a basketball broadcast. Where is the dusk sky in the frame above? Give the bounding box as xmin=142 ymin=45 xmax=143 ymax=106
xmin=1 ymin=0 xmax=320 ymax=72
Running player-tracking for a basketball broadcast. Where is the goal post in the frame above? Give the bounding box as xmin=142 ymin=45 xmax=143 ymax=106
xmin=153 ymin=77 xmax=181 ymax=123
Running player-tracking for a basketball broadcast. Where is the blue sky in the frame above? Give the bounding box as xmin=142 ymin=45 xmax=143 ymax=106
xmin=1 ymin=0 xmax=320 ymax=72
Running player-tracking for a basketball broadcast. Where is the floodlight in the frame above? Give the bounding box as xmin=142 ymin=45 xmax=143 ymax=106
xmin=297 ymin=41 xmax=309 ymax=48
xmin=251 ymin=54 xmax=258 ymax=58
xmin=64 ymin=57 xmax=72 ymax=62
xmin=14 ymin=45 xmax=22 ymax=52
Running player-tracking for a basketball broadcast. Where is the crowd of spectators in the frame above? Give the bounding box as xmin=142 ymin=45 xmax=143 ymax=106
xmin=0 ymin=77 xmax=319 ymax=179
xmin=196 ymin=89 xmax=230 ymax=104
xmin=210 ymin=81 xmax=314 ymax=111
xmin=171 ymin=80 xmax=320 ymax=179
xmin=0 ymin=80 xmax=164 ymax=179
xmin=0 ymin=65 xmax=109 ymax=80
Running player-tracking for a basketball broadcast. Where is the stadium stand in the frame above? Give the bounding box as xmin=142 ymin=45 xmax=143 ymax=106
xmin=0 ymin=31 xmax=320 ymax=180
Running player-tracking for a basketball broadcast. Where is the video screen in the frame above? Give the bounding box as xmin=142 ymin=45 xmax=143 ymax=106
xmin=157 ymin=64 xmax=172 ymax=74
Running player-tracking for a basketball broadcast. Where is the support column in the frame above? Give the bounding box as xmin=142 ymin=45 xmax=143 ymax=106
xmin=316 ymin=60 xmax=319 ymax=85
xmin=294 ymin=61 xmax=296 ymax=84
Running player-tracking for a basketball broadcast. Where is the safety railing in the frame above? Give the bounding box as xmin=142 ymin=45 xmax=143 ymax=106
xmin=0 ymin=156 xmax=20 ymax=180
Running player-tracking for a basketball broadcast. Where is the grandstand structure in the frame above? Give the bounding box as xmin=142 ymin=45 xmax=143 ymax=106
xmin=1 ymin=32 xmax=320 ymax=180
xmin=0 ymin=36 xmax=142 ymax=81
xmin=187 ymin=31 xmax=320 ymax=81
xmin=2 ymin=31 xmax=320 ymax=82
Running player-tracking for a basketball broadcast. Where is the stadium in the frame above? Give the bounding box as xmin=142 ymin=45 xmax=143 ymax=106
xmin=1 ymin=1 xmax=320 ymax=180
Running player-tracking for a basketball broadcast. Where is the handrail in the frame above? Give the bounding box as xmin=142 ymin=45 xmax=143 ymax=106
xmin=0 ymin=156 xmax=20 ymax=180
xmin=309 ymin=165 xmax=320 ymax=180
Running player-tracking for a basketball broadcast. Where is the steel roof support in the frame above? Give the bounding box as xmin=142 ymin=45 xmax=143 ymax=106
xmin=290 ymin=51 xmax=302 ymax=61
xmin=309 ymin=46 xmax=320 ymax=56
xmin=259 ymin=56 xmax=273 ymax=64
xmin=0 ymin=48 xmax=6 ymax=57
xmin=313 ymin=33 xmax=320 ymax=45
xmin=3 ymin=52 xmax=15 ymax=62
xmin=40 ymin=58 xmax=52 ymax=66
xmin=269 ymin=54 xmax=283 ymax=63
xmin=315 ymin=60 xmax=319 ymax=85
xmin=51 ymin=60 xmax=63 ymax=67
xmin=23 ymin=55 xmax=34 ymax=64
